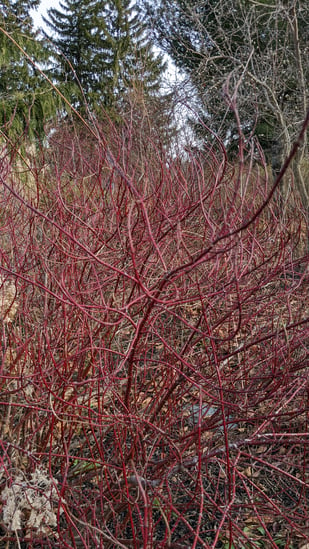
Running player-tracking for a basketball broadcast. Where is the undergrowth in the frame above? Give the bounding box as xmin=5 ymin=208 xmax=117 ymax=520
xmin=0 ymin=114 xmax=308 ymax=548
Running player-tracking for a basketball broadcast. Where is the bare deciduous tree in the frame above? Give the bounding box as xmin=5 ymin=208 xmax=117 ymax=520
xmin=142 ymin=0 xmax=309 ymax=207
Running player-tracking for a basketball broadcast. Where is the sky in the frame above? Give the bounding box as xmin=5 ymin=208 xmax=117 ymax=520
xmin=31 ymin=0 xmax=60 ymax=29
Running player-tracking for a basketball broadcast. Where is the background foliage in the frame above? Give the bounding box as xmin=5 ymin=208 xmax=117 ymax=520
xmin=0 ymin=1 xmax=309 ymax=547
xmin=141 ymin=0 xmax=309 ymax=205
xmin=0 ymin=0 xmax=60 ymax=144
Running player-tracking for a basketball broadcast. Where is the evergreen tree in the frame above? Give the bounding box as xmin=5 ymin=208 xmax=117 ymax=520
xmin=43 ymin=0 xmax=99 ymax=112
xmin=0 ymin=0 xmax=59 ymax=145
xmin=43 ymin=0 xmax=166 ymax=118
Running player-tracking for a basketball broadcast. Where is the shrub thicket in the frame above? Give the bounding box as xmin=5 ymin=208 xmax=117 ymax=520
xmin=0 ymin=113 xmax=308 ymax=548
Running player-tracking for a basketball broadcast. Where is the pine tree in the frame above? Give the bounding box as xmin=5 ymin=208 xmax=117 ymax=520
xmin=42 ymin=0 xmax=99 ymax=112
xmin=0 ymin=0 xmax=58 ymax=145
xmin=43 ymin=0 xmax=166 ymax=118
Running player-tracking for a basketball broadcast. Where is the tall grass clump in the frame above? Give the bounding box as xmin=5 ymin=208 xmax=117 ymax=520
xmin=0 ymin=109 xmax=308 ymax=548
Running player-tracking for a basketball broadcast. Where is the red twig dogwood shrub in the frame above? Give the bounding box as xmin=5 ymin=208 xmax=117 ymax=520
xmin=0 ymin=114 xmax=308 ymax=548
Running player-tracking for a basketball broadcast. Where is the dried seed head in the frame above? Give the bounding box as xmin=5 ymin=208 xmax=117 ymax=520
xmin=1 ymin=468 xmax=64 ymax=536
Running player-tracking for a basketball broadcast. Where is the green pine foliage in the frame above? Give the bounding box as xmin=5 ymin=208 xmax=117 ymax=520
xmin=43 ymin=0 xmax=166 ymax=119
xmin=42 ymin=0 xmax=99 ymax=112
xmin=0 ymin=0 xmax=59 ymax=146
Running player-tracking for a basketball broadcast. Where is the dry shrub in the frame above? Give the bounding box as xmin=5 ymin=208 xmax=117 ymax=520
xmin=0 ymin=118 xmax=308 ymax=548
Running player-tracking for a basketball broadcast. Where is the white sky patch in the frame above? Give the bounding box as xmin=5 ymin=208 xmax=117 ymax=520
xmin=31 ymin=0 xmax=60 ymax=30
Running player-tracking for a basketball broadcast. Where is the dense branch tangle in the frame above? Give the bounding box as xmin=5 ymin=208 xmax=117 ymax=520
xmin=0 ymin=116 xmax=308 ymax=548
